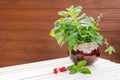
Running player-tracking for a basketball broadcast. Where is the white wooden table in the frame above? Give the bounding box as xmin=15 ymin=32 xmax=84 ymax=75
xmin=0 ymin=57 xmax=120 ymax=80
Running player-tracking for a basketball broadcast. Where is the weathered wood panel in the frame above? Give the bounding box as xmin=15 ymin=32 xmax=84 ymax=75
xmin=0 ymin=40 xmax=119 ymax=51
xmin=0 ymin=31 xmax=119 ymax=42
xmin=0 ymin=0 xmax=120 ymax=9
xmin=0 ymin=9 xmax=120 ymax=21
xmin=0 ymin=51 xmax=67 ymax=67
xmin=0 ymin=43 xmax=119 ymax=67
xmin=0 ymin=21 xmax=119 ymax=31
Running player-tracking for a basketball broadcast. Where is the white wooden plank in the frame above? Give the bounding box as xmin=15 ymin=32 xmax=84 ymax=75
xmin=0 ymin=57 xmax=119 ymax=80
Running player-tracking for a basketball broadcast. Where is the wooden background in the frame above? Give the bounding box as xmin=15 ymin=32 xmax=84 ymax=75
xmin=0 ymin=0 xmax=120 ymax=67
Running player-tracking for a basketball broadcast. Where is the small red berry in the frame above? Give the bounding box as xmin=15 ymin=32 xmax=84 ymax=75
xmin=54 ymin=68 xmax=57 ymax=71
xmin=53 ymin=68 xmax=58 ymax=74
xmin=62 ymin=67 xmax=66 ymax=69
xmin=63 ymin=67 xmax=67 ymax=71
xmin=54 ymin=70 xmax=58 ymax=74
xmin=59 ymin=68 xmax=62 ymax=72
xmin=59 ymin=66 xmax=67 ymax=72
xmin=53 ymin=67 xmax=67 ymax=74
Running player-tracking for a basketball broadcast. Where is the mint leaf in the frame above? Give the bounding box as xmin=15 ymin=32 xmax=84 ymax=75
xmin=77 ymin=60 xmax=87 ymax=68
xmin=104 ymin=39 xmax=116 ymax=55
xmin=80 ymin=68 xmax=91 ymax=74
xmin=105 ymin=46 xmax=116 ymax=55
xmin=77 ymin=67 xmax=81 ymax=71
xmin=66 ymin=5 xmax=82 ymax=18
xmin=49 ymin=29 xmax=55 ymax=37
xmin=69 ymin=70 xmax=77 ymax=74
xmin=67 ymin=33 xmax=77 ymax=50
xmin=67 ymin=65 xmax=77 ymax=74
xmin=89 ymin=16 xmax=96 ymax=24
xmin=57 ymin=36 xmax=64 ymax=45
xmin=104 ymin=38 xmax=109 ymax=47
xmin=66 ymin=5 xmax=74 ymax=12
xmin=58 ymin=11 xmax=68 ymax=17
xmin=73 ymin=6 xmax=82 ymax=17
xmin=67 ymin=65 xmax=75 ymax=71
xmin=78 ymin=13 xmax=86 ymax=20
xmin=74 ymin=6 xmax=82 ymax=13
xmin=63 ymin=18 xmax=73 ymax=23
xmin=91 ymin=26 xmax=99 ymax=30
xmin=80 ymin=17 xmax=95 ymax=27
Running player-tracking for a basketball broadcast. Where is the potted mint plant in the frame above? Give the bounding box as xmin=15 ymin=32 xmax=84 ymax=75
xmin=50 ymin=5 xmax=115 ymax=65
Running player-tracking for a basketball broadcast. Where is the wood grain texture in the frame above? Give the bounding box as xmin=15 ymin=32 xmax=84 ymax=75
xmin=0 ymin=21 xmax=119 ymax=31
xmin=0 ymin=9 xmax=120 ymax=21
xmin=0 ymin=31 xmax=119 ymax=42
xmin=0 ymin=0 xmax=120 ymax=9
xmin=0 ymin=0 xmax=120 ymax=67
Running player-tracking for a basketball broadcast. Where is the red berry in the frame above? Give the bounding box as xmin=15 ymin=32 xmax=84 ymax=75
xmin=59 ymin=66 xmax=67 ymax=72
xmin=59 ymin=68 xmax=62 ymax=72
xmin=62 ymin=67 xmax=66 ymax=69
xmin=53 ymin=67 xmax=67 ymax=74
xmin=53 ymin=70 xmax=58 ymax=74
xmin=53 ymin=68 xmax=57 ymax=71
xmin=53 ymin=68 xmax=58 ymax=74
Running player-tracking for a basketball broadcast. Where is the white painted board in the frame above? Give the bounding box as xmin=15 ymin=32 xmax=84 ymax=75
xmin=0 ymin=57 xmax=120 ymax=80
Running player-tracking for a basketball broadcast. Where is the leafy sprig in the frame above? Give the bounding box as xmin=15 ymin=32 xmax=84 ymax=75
xmin=104 ymin=39 xmax=116 ymax=55
xmin=67 ymin=60 xmax=91 ymax=74
xmin=50 ymin=5 xmax=115 ymax=55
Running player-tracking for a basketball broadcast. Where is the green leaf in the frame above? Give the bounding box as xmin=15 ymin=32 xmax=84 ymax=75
xmin=58 ymin=11 xmax=68 ymax=17
xmin=68 ymin=33 xmax=77 ymax=50
xmin=67 ymin=65 xmax=77 ymax=74
xmin=91 ymin=26 xmax=99 ymax=31
xmin=74 ymin=6 xmax=82 ymax=13
xmin=69 ymin=69 xmax=77 ymax=74
xmin=77 ymin=67 xmax=81 ymax=71
xmin=89 ymin=32 xmax=103 ymax=45
xmin=72 ymin=6 xmax=82 ymax=18
xmin=90 ymin=16 xmax=96 ymax=23
xmin=57 ymin=36 xmax=64 ymax=45
xmin=54 ymin=20 xmax=62 ymax=28
xmin=105 ymin=46 xmax=116 ymax=55
xmin=80 ymin=68 xmax=91 ymax=74
xmin=104 ymin=39 xmax=116 ymax=55
xmin=67 ymin=65 xmax=74 ymax=70
xmin=66 ymin=5 xmax=74 ymax=12
xmin=63 ymin=18 xmax=73 ymax=23
xmin=95 ymin=37 xmax=103 ymax=45
xmin=77 ymin=60 xmax=87 ymax=68
xmin=66 ymin=5 xmax=82 ymax=18
xmin=112 ymin=47 xmax=116 ymax=53
xmin=49 ymin=29 xmax=55 ymax=37
xmin=104 ymin=38 xmax=109 ymax=47
xmin=80 ymin=17 xmax=95 ymax=27
xmin=78 ymin=13 xmax=86 ymax=20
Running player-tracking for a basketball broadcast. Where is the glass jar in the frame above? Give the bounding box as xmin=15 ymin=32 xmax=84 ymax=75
xmin=68 ymin=48 xmax=100 ymax=66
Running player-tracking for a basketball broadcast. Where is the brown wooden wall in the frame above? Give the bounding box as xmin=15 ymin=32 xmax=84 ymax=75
xmin=0 ymin=0 xmax=120 ymax=67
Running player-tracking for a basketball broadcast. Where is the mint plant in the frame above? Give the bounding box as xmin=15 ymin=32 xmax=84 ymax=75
xmin=50 ymin=5 xmax=115 ymax=55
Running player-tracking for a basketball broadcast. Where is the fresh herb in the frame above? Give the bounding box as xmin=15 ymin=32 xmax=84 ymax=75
xmin=104 ymin=39 xmax=116 ymax=55
xmin=50 ymin=5 xmax=115 ymax=55
xmin=67 ymin=60 xmax=91 ymax=74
